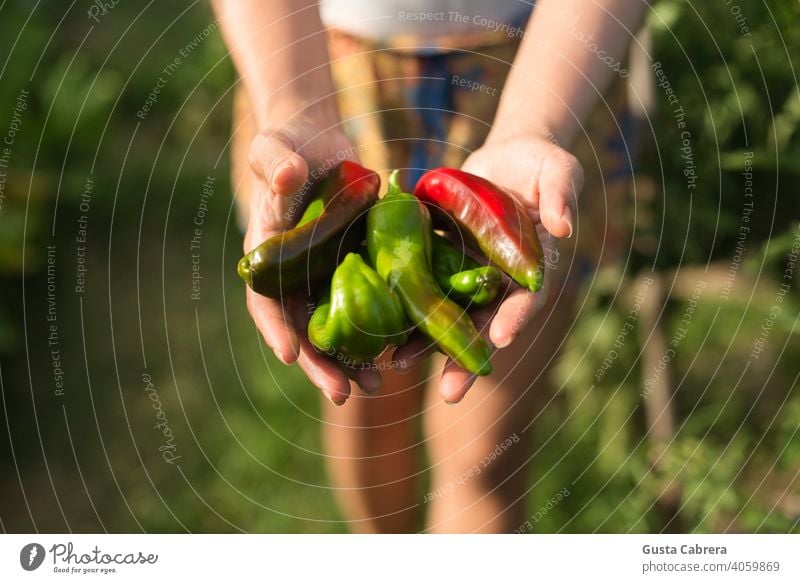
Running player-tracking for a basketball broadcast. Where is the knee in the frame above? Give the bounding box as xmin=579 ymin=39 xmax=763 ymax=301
xmin=438 ymin=430 xmax=528 ymax=492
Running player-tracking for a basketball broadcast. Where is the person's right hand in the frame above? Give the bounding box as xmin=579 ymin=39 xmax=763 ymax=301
xmin=242 ymin=116 xmax=381 ymax=404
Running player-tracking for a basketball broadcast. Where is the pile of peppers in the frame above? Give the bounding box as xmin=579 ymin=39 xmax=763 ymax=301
xmin=238 ymin=162 xmax=545 ymax=377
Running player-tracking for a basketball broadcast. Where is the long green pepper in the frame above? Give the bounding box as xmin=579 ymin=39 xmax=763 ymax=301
xmin=366 ymin=171 xmax=492 ymax=376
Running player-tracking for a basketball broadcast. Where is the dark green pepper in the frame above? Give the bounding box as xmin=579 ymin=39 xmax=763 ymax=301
xmin=367 ymin=171 xmax=492 ymax=376
xmin=295 ymin=194 xmax=325 ymax=227
xmin=308 ymin=253 xmax=409 ymax=363
xmin=431 ymin=234 xmax=502 ymax=307
xmin=237 ymin=161 xmax=380 ymax=298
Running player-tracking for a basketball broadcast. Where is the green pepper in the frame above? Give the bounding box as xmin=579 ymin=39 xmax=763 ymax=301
xmin=431 ymin=234 xmax=502 ymax=307
xmin=295 ymin=195 xmax=325 ymax=227
xmin=367 ymin=171 xmax=492 ymax=376
xmin=308 ymin=253 xmax=408 ymax=363
xmin=237 ymin=161 xmax=380 ymax=298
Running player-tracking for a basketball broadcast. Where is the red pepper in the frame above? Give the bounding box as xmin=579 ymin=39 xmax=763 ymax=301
xmin=413 ymin=168 xmax=545 ymax=292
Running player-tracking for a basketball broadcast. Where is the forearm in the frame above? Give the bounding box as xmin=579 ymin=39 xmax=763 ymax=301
xmin=490 ymin=0 xmax=648 ymax=147
xmin=211 ymin=0 xmax=338 ymax=129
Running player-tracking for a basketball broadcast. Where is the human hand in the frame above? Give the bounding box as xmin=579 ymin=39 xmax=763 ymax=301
xmin=393 ymin=132 xmax=583 ymax=402
xmin=242 ymin=115 xmax=381 ymax=404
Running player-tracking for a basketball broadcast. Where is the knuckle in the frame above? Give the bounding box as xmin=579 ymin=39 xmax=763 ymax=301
xmin=247 ymin=131 xmax=295 ymax=177
xmin=246 ymin=133 xmax=266 ymax=170
xmin=568 ymin=155 xmax=584 ymax=189
xmin=542 ymin=148 xmax=583 ymax=197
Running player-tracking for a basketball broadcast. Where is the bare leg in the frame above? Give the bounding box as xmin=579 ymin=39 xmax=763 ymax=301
xmin=424 ymin=286 xmax=577 ymax=533
xmin=321 ymin=356 xmax=425 ymax=533
xmin=232 ymin=87 xmax=427 ymax=533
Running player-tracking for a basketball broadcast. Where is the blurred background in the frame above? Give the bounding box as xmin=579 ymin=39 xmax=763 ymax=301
xmin=0 ymin=0 xmax=798 ymax=533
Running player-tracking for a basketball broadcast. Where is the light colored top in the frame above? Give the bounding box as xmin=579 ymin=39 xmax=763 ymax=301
xmin=320 ymin=0 xmax=532 ymax=45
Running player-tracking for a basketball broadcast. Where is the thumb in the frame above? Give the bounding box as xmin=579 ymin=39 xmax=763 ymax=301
xmin=537 ymin=148 xmax=582 ymax=239
xmin=248 ymin=131 xmax=310 ymax=197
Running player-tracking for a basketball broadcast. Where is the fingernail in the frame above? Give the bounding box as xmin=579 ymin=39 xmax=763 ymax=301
xmin=443 ymin=392 xmax=464 ymax=405
xmin=276 ymin=350 xmax=289 ymax=365
xmin=271 ymin=159 xmax=294 ymax=189
xmin=495 ymin=335 xmax=515 ymax=349
xmin=443 ymin=383 xmax=472 ymax=405
xmin=445 ymin=389 xmax=469 ymax=405
xmin=394 ymin=358 xmax=412 ymax=374
xmin=323 ymin=390 xmax=344 ymax=405
xmin=561 ymin=206 xmax=574 ymax=238
xmin=360 ymin=375 xmax=382 ymax=395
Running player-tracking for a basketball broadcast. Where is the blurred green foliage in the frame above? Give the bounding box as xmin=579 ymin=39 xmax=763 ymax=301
xmin=0 ymin=0 xmax=347 ymax=532
xmin=531 ymin=0 xmax=799 ymax=533
xmin=634 ymin=0 xmax=800 ymax=268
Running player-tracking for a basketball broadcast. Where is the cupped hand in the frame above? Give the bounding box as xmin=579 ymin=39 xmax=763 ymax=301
xmin=242 ymin=116 xmax=380 ymax=404
xmin=394 ymin=133 xmax=583 ymax=403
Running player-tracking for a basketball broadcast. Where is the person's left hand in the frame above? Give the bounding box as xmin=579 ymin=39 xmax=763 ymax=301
xmin=394 ymin=132 xmax=583 ymax=403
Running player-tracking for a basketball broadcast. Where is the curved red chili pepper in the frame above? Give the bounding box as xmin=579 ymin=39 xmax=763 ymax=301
xmin=413 ymin=167 xmax=544 ymax=292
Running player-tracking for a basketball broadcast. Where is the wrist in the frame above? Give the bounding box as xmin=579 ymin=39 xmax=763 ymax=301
xmin=259 ymin=92 xmax=341 ymax=131
xmin=487 ymin=111 xmax=568 ymax=148
xmin=243 ymin=57 xmax=340 ymax=130
xmin=488 ymin=92 xmax=578 ymax=148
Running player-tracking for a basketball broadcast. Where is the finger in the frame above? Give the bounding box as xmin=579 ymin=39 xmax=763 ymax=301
xmin=296 ymin=337 xmax=352 ymax=405
xmin=439 ymin=358 xmax=481 ymax=404
xmin=247 ymin=289 xmax=301 ymax=364
xmin=434 ymin=307 xmax=499 ymax=403
xmin=488 ymin=287 xmax=542 ymax=349
xmin=287 ymin=294 xmax=315 ymax=330
xmin=248 ymin=132 xmax=309 ymax=196
xmin=537 ymin=149 xmax=582 ymax=239
xmin=345 ymin=366 xmax=383 ymax=395
xmin=247 ymin=180 xmax=296 ymax=234
xmin=391 ymin=333 xmax=436 ymax=372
